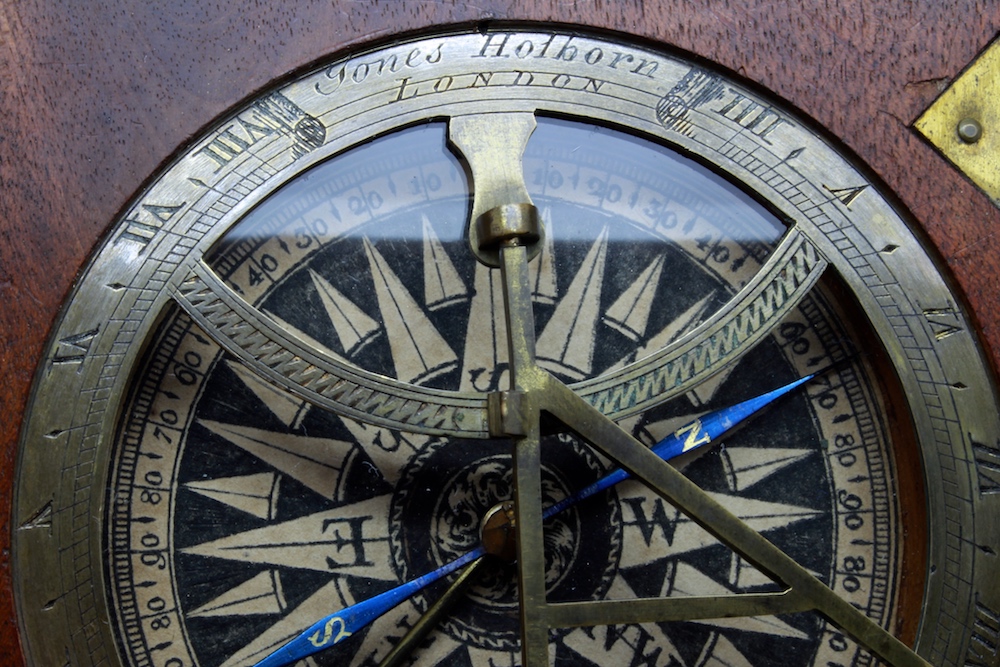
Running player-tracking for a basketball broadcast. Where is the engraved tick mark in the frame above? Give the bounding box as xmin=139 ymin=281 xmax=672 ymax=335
xmin=782 ymin=147 xmax=805 ymax=162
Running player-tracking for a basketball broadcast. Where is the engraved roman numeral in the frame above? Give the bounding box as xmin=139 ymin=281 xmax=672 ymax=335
xmin=824 ymin=183 xmax=869 ymax=208
xmin=970 ymin=433 xmax=1000 ymax=495
xmin=923 ymin=305 xmax=965 ymax=340
xmin=19 ymin=501 xmax=53 ymax=531
xmin=655 ymin=68 xmax=726 ymax=135
xmin=196 ymin=92 xmax=324 ymax=171
xmin=198 ymin=124 xmax=260 ymax=170
xmin=114 ymin=202 xmax=186 ymax=251
xmin=52 ymin=327 xmax=99 ymax=365
xmin=967 ymin=596 xmax=1000 ymax=666
xmin=716 ymin=91 xmax=788 ymax=140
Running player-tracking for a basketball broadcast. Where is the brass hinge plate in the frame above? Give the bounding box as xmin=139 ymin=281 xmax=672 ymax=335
xmin=915 ymin=37 xmax=1000 ymax=204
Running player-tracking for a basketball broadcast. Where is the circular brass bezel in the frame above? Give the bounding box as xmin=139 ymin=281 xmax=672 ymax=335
xmin=13 ymin=28 xmax=1000 ymax=667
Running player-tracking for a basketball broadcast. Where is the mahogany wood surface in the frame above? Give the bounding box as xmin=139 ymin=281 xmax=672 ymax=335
xmin=1 ymin=2 xmax=998 ymax=664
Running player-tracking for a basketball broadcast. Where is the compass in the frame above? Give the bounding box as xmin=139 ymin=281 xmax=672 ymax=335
xmin=4 ymin=9 xmax=1000 ymax=667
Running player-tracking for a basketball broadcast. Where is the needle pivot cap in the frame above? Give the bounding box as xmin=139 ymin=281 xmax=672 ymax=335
xmin=481 ymin=500 xmax=518 ymax=563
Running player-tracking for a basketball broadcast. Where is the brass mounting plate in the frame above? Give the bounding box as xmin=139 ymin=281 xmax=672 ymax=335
xmin=915 ymin=38 xmax=1000 ymax=203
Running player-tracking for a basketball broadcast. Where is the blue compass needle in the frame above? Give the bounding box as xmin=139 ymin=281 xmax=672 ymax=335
xmin=541 ymin=368 xmax=820 ymax=520
xmin=250 ymin=367 xmax=826 ymax=667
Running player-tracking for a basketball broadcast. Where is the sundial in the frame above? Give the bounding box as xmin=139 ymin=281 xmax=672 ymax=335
xmin=3 ymin=8 xmax=1000 ymax=667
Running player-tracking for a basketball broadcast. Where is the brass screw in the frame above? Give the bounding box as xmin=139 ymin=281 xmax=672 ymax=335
xmin=957 ymin=117 xmax=983 ymax=144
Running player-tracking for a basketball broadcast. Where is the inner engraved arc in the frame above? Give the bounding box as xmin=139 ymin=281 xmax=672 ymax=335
xmin=576 ymin=228 xmax=827 ymax=415
xmin=171 ymin=226 xmax=825 ymax=436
